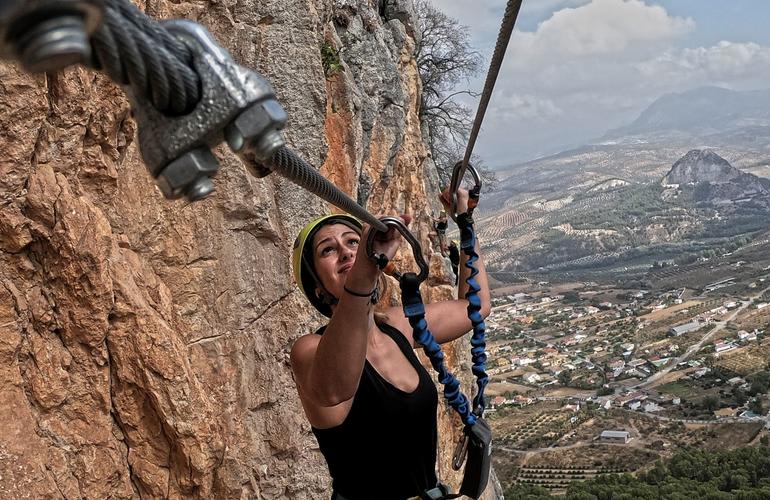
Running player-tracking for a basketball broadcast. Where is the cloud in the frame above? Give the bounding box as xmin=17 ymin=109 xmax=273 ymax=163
xmin=497 ymin=94 xmax=564 ymax=121
xmin=511 ymin=0 xmax=694 ymax=64
xmin=524 ymin=0 xmax=592 ymax=13
xmin=636 ymin=41 xmax=770 ymax=87
xmin=426 ymin=1 xmax=770 ymax=165
xmin=493 ymin=0 xmax=710 ymax=114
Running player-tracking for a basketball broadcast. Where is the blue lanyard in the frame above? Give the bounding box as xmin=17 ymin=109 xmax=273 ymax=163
xmin=397 ymin=215 xmax=488 ymax=425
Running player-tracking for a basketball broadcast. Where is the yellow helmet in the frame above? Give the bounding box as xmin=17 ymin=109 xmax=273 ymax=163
xmin=292 ymin=214 xmax=362 ymax=317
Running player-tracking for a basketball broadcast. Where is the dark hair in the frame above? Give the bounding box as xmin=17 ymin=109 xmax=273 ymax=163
xmin=307 ymin=222 xmax=391 ymax=322
xmin=302 ymin=218 xmax=363 ymax=314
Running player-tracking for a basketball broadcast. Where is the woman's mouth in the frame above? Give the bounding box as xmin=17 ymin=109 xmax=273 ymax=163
xmin=338 ymin=263 xmax=353 ymax=274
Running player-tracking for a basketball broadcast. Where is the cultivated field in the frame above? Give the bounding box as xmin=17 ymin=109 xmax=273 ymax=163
xmin=714 ymin=345 xmax=770 ymax=375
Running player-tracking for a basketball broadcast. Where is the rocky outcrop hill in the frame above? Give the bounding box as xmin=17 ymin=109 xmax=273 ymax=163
xmin=0 ymin=1 xmax=500 ymax=498
xmin=663 ymin=149 xmax=745 ymax=185
xmin=663 ymin=150 xmax=770 ymax=203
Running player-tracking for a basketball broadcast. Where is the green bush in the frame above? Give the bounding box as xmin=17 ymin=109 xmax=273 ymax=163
xmin=321 ymin=42 xmax=343 ymax=76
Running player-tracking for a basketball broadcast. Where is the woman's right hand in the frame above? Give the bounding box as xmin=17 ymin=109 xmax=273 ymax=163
xmin=353 ymin=215 xmax=411 ymax=273
xmin=363 ymin=215 xmax=411 ymax=258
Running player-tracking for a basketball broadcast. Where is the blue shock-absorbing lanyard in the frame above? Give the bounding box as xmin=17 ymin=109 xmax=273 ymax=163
xmin=397 ymin=213 xmax=488 ymax=425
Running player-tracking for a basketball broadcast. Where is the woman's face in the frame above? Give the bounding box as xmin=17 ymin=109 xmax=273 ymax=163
xmin=311 ymin=223 xmax=361 ymax=300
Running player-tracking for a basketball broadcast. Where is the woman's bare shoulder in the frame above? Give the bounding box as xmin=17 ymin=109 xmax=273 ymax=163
xmin=380 ymin=307 xmax=416 ymax=347
xmin=290 ymin=330 xmax=323 ymax=366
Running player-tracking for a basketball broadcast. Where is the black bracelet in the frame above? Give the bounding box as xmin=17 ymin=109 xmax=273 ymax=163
xmin=343 ymin=284 xmax=378 ymax=298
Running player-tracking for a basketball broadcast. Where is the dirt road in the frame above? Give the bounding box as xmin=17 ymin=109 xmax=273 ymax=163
xmin=635 ymin=285 xmax=770 ymax=390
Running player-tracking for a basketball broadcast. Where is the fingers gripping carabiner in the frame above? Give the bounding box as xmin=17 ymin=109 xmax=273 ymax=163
xmin=365 ymin=217 xmax=429 ymax=283
xmin=449 ymin=161 xmax=482 ymax=222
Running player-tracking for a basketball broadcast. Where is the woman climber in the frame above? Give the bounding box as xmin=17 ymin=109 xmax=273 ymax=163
xmin=289 ymin=188 xmax=491 ymax=500
xmin=432 ymin=211 xmax=449 ymax=256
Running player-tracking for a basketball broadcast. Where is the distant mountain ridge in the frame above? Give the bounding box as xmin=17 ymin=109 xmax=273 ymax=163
xmin=607 ymin=86 xmax=770 ymax=138
xmin=481 ymin=87 xmax=770 ymax=280
xmin=489 ymin=87 xmax=770 ymax=213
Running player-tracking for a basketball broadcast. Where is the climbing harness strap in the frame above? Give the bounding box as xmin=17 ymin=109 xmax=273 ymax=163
xmin=451 ymin=210 xmax=492 ymax=497
xmin=366 ymin=218 xmax=477 ymax=426
xmin=457 ymin=212 xmax=489 ymax=417
xmin=400 ymin=272 xmax=476 ymax=425
xmin=449 ymin=168 xmax=491 ymax=499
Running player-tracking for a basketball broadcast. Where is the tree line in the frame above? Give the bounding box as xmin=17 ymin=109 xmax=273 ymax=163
xmin=505 ymin=445 xmax=770 ymax=499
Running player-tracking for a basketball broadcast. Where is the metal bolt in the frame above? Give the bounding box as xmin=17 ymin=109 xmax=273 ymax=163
xmin=185 ymin=177 xmax=215 ymax=202
xmin=16 ymin=14 xmax=91 ymax=73
xmin=254 ymin=130 xmax=285 ymax=161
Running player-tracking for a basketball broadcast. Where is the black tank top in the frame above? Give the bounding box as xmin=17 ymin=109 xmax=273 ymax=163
xmin=312 ymin=323 xmax=439 ymax=499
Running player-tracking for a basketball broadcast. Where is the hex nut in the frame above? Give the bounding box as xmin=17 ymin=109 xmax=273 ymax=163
xmin=156 ymin=148 xmax=219 ymax=199
xmin=225 ymin=99 xmax=287 ymax=156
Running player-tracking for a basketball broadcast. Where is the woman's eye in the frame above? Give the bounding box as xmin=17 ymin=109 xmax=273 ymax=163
xmin=349 ymin=239 xmax=360 ymax=247
xmin=321 ymin=246 xmax=335 ymax=256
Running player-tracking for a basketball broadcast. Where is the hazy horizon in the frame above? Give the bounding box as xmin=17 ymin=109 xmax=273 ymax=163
xmin=431 ymin=0 xmax=770 ymax=169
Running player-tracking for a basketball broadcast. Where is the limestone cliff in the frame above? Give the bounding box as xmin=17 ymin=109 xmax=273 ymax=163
xmin=0 ymin=0 xmax=500 ymax=498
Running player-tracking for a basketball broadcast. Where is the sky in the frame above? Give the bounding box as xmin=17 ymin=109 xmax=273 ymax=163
xmin=430 ymin=0 xmax=770 ymax=167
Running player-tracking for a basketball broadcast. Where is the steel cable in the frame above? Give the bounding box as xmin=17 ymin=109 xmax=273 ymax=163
xmin=88 ymin=0 xmax=388 ymax=231
xmin=269 ymin=147 xmax=388 ymax=233
xmin=449 ymin=0 xmax=524 ymax=200
xmin=90 ymin=0 xmax=200 ymax=114
xmin=110 ymin=0 xmax=199 ymax=111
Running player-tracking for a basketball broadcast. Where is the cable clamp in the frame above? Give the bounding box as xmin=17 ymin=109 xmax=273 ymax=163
xmin=129 ymin=20 xmax=287 ymax=202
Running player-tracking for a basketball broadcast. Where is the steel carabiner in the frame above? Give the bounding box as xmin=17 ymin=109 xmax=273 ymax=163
xmin=365 ymin=216 xmax=429 ymax=283
xmin=452 ymin=433 xmax=470 ymax=471
xmin=447 ymin=161 xmax=482 ymax=222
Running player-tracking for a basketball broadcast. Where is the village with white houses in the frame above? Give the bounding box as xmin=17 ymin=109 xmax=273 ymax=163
xmin=485 ymin=280 xmax=770 ymax=419
xmin=485 ymin=275 xmax=770 ymax=492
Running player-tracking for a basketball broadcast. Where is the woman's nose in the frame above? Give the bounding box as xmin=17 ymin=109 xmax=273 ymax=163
xmin=341 ymin=245 xmax=355 ymax=261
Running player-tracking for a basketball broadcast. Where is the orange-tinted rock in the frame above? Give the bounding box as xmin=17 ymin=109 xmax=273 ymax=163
xmin=0 ymin=1 xmax=500 ymax=498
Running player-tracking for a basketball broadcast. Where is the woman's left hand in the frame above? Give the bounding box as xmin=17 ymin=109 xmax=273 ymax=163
xmin=354 ymin=214 xmax=412 ymax=270
xmin=440 ymin=187 xmax=469 ymax=215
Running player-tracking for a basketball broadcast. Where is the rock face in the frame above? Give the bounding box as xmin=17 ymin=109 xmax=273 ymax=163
xmin=663 ymin=149 xmax=745 ymax=185
xmin=0 ymin=1 xmax=501 ymax=499
xmin=663 ymin=149 xmax=770 ymax=203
